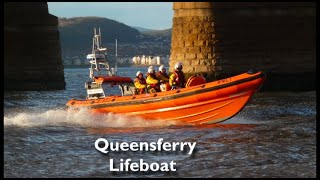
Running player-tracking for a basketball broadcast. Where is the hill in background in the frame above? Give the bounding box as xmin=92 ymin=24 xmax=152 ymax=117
xmin=59 ymin=17 xmax=142 ymax=52
xmin=58 ymin=17 xmax=171 ymax=66
xmin=131 ymin=26 xmax=157 ymax=32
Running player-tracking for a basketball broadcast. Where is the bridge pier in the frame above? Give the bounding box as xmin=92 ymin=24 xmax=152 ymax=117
xmin=170 ymin=2 xmax=218 ymax=81
xmin=4 ymin=2 xmax=65 ymax=90
xmin=170 ymin=2 xmax=316 ymax=91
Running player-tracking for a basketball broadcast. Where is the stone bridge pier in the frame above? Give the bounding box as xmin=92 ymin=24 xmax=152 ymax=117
xmin=170 ymin=2 xmax=218 ymax=80
xmin=170 ymin=2 xmax=315 ymax=91
xmin=4 ymin=2 xmax=65 ymax=90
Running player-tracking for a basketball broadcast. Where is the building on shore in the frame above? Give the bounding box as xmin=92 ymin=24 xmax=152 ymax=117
xmin=132 ymin=55 xmax=161 ymax=66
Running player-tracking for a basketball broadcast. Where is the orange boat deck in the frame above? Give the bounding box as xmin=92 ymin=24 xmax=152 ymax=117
xmin=66 ymin=71 xmax=265 ymax=125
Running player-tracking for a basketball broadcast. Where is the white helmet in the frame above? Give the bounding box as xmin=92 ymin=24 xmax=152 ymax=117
xmin=136 ymin=71 xmax=143 ymax=76
xmin=159 ymin=65 xmax=165 ymax=72
xmin=148 ymin=66 xmax=155 ymax=74
xmin=175 ymin=62 xmax=183 ymax=70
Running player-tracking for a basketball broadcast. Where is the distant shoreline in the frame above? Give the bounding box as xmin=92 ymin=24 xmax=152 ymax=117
xmin=64 ymin=65 xmax=89 ymax=69
xmin=64 ymin=64 xmax=167 ymax=69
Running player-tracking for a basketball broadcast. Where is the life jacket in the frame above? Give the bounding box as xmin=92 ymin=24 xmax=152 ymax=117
xmin=147 ymin=73 xmax=158 ymax=80
xmin=174 ymin=70 xmax=186 ymax=88
xmin=146 ymin=73 xmax=161 ymax=92
xmin=146 ymin=73 xmax=160 ymax=85
xmin=156 ymin=71 xmax=169 ymax=79
xmin=134 ymin=77 xmax=146 ymax=94
xmin=135 ymin=77 xmax=146 ymax=85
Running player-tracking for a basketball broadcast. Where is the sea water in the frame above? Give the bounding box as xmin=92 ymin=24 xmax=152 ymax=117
xmin=4 ymin=67 xmax=316 ymax=178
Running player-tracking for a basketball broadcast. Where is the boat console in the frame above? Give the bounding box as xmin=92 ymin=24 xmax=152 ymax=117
xmin=85 ymin=82 xmax=105 ymax=99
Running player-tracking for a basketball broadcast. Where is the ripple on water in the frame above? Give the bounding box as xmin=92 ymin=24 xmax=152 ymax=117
xmin=3 ymin=68 xmax=316 ymax=178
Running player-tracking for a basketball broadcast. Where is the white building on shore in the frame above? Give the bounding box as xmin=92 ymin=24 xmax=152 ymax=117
xmin=132 ymin=55 xmax=161 ymax=65
xmin=141 ymin=55 xmax=146 ymax=65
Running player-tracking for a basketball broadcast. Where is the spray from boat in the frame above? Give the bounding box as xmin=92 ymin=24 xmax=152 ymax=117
xmin=4 ymin=108 xmax=180 ymax=128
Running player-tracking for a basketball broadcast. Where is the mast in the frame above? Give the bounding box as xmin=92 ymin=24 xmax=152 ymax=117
xmin=115 ymin=39 xmax=118 ymax=75
xmin=93 ymin=28 xmax=98 ymax=76
xmin=87 ymin=27 xmax=111 ymax=79
xmin=99 ymin=28 xmax=102 ymax=46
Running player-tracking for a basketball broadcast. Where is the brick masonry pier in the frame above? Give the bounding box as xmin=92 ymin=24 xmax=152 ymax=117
xmin=170 ymin=2 xmax=315 ymax=91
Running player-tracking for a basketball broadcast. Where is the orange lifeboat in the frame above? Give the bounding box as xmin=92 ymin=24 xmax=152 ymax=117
xmin=66 ymin=70 xmax=265 ymax=125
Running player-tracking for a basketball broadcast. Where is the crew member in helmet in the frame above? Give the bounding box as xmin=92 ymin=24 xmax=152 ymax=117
xmin=146 ymin=66 xmax=160 ymax=93
xmin=134 ymin=71 xmax=147 ymax=94
xmin=156 ymin=65 xmax=171 ymax=91
xmin=156 ymin=65 xmax=169 ymax=83
xmin=169 ymin=62 xmax=186 ymax=89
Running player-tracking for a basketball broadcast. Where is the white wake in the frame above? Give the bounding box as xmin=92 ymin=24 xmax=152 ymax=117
xmin=4 ymin=108 xmax=178 ymax=128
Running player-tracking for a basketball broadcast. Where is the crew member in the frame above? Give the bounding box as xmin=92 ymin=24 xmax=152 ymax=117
xmin=134 ymin=71 xmax=147 ymax=94
xmin=169 ymin=62 xmax=186 ymax=89
xmin=146 ymin=66 xmax=160 ymax=93
xmin=156 ymin=65 xmax=169 ymax=83
xmin=157 ymin=65 xmax=171 ymax=91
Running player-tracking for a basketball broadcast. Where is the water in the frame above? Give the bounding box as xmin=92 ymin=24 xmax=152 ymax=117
xmin=4 ymin=67 xmax=316 ymax=178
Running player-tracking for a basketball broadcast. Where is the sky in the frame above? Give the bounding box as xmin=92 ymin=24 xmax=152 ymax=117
xmin=48 ymin=2 xmax=173 ymax=30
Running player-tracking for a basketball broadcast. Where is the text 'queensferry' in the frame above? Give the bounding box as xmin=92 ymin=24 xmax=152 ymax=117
xmin=95 ymin=138 xmax=197 ymax=172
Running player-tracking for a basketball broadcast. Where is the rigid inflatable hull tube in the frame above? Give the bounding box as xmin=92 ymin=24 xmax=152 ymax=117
xmin=66 ymin=71 xmax=265 ymax=125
